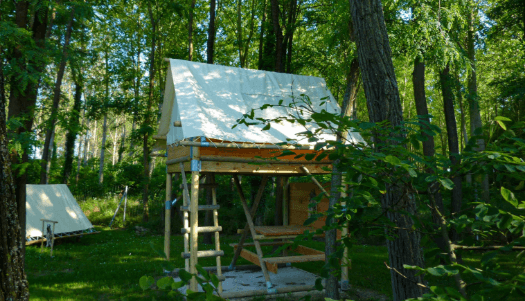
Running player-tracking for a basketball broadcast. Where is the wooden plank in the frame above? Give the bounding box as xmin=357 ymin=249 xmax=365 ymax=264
xmin=239 ymin=249 xmax=278 ymax=274
xmin=168 ymin=161 xmax=331 ymax=175
xmin=264 ymin=254 xmax=325 ymax=264
xmin=255 ymin=225 xmax=314 ymax=236
xmin=167 ymin=145 xmax=190 ymax=161
xmin=210 ymin=175 xmax=223 ymax=293
xmin=230 ymin=241 xmax=293 ymax=248
xmin=26 ymin=231 xmax=99 ymax=246
xmin=190 ymin=168 xmax=200 ymax=292
xmin=254 ymin=234 xmax=324 ymax=240
xmin=181 ymin=250 xmax=224 ymax=259
xmin=291 ymin=245 xmax=325 ymax=256
xmin=181 ymin=226 xmax=222 ymax=234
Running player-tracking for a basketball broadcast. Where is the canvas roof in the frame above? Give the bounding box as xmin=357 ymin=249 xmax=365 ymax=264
xmin=157 ymin=59 xmax=364 ymax=147
xmin=26 ymin=184 xmax=94 ymax=239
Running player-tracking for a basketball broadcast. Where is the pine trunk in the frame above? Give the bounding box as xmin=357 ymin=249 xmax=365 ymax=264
xmin=270 ymin=0 xmax=284 ymax=72
xmin=40 ymin=7 xmax=75 ymax=184
xmin=350 ymin=0 xmax=426 ymax=299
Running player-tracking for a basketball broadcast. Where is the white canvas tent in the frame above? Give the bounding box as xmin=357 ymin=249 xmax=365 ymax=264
xmin=156 ymin=59 xmax=364 ymax=147
xmin=26 ymin=184 xmax=96 ymax=244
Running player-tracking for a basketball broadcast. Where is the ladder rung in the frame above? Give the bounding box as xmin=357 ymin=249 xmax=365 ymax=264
xmin=181 ymin=226 xmax=222 ymax=234
xmin=181 ymin=250 xmax=224 ymax=259
xmin=180 ymin=205 xmax=220 ymax=211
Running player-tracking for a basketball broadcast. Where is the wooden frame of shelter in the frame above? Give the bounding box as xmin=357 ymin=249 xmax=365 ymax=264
xmin=160 ymin=135 xmax=350 ymax=296
xmin=155 ymin=59 xmax=359 ymax=297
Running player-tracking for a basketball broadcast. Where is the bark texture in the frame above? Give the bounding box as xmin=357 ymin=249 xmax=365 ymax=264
xmin=270 ymin=0 xmax=284 ymax=72
xmin=40 ymin=7 xmax=75 ymax=184
xmin=62 ymin=75 xmax=83 ymax=184
xmin=350 ymin=0 xmax=426 ymax=299
xmin=1 ymin=66 xmax=30 ymax=301
xmin=8 ymin=0 xmax=49 ymax=257
xmin=207 ymin=0 xmax=216 ymax=64
xmin=440 ymin=64 xmax=463 ymax=227
xmin=412 ymin=59 xmax=447 ymax=251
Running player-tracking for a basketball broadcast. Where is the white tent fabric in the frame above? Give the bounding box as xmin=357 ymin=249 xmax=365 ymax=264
xmin=157 ymin=59 xmax=364 ymax=146
xmin=26 ymin=184 xmax=94 ymax=239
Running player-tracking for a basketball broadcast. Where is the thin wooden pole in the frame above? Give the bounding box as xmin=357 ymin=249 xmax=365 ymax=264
xmin=301 ymin=166 xmax=331 ymax=197
xmin=233 ymin=176 xmax=275 ymax=292
xmin=164 ymin=173 xmax=172 ymax=260
xmin=210 ymin=175 xmax=223 ymax=293
xmin=229 ymin=175 xmax=269 ymax=269
xmin=189 ymin=146 xmax=201 ymax=292
xmin=340 ymin=174 xmax=350 ymax=290
xmin=179 ymin=165 xmax=191 ymax=275
xmin=50 ymin=222 xmax=56 ymax=257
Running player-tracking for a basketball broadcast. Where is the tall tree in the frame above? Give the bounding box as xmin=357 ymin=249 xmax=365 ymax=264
xmin=270 ymin=0 xmax=284 ymax=72
xmin=440 ymin=63 xmax=463 ymax=239
xmin=40 ymin=5 xmax=76 ymax=184
xmin=350 ymin=0 xmax=426 ymax=299
xmin=207 ymin=0 xmax=216 ymax=64
xmin=62 ymin=69 xmax=83 ymax=184
xmin=1 ymin=73 xmax=29 ymax=301
xmin=7 ymin=0 xmax=50 ymax=254
xmin=467 ymin=0 xmax=489 ymax=203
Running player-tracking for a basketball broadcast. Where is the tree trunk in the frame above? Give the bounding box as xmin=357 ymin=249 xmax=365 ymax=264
xmin=83 ymin=117 xmax=90 ymax=166
xmin=99 ymin=114 xmax=107 ymax=184
xmin=467 ymin=2 xmax=490 ymax=203
xmin=350 ymin=0 xmax=426 ymax=299
xmin=274 ymin=177 xmax=284 ymax=226
xmin=440 ymin=64 xmax=463 ymax=239
xmin=270 ymin=0 xmax=284 ymax=72
xmin=62 ymin=75 xmax=83 ymax=184
xmin=118 ymin=121 xmax=126 ymax=163
xmin=258 ymin=0 xmax=267 ymax=70
xmin=1 ymin=79 xmax=30 ymax=301
xmin=40 ymin=7 xmax=75 ymax=184
xmin=207 ymin=0 xmax=216 ymax=64
xmin=188 ymin=0 xmax=196 ymax=61
xmin=341 ymin=58 xmax=360 ymax=118
xmin=143 ymin=3 xmax=158 ymax=222
xmin=413 ymin=59 xmax=448 ymax=252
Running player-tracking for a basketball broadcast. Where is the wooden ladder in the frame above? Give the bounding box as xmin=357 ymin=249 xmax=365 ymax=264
xmin=180 ymin=163 xmax=224 ymax=293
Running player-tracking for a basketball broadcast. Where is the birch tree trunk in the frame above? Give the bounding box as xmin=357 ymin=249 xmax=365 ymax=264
xmin=99 ymin=114 xmax=107 ymax=185
xmin=350 ymin=0 xmax=426 ymax=299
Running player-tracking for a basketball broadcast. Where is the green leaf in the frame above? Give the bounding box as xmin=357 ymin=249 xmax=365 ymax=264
xmin=172 ymin=281 xmax=185 ymax=290
xmin=262 ymin=123 xmax=271 ymax=131
xmin=139 ymin=276 xmax=155 ymax=291
xmin=501 ymin=187 xmax=518 ymax=207
xmin=439 ymin=178 xmax=454 ymax=190
xmin=408 ymin=169 xmax=417 ymax=177
xmin=427 ymin=266 xmax=447 ymax=276
xmin=497 ymin=214 xmax=513 ymax=229
xmin=156 ymin=276 xmax=174 ymax=290
xmin=305 ymin=153 xmax=316 ymax=161
xmin=210 ymin=273 xmax=219 ymax=288
xmin=179 ymin=269 xmax=193 ymax=283
xmin=496 ymin=120 xmax=507 ymax=130
xmin=495 ymin=116 xmax=512 ymax=122
xmin=384 ymin=155 xmax=401 ymax=165
xmin=315 ymin=278 xmax=323 ymax=291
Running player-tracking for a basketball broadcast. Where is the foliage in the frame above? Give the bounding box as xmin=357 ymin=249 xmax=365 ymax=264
xmin=238 ymin=94 xmax=525 ymax=300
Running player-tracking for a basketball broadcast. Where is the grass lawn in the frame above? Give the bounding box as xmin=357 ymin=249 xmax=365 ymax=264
xmin=25 ymin=225 xmax=392 ymax=300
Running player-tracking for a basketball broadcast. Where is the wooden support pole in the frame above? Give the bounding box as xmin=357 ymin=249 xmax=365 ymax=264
xmin=301 ymin=166 xmax=331 ymax=197
xmin=340 ymin=174 xmax=350 ymax=289
xmin=233 ymin=176 xmax=275 ymax=292
xmin=164 ymin=173 xmax=172 ymax=260
xmin=189 ymin=146 xmax=200 ymax=292
xmin=180 ymin=165 xmax=191 ymax=274
xmin=229 ymin=175 xmax=269 ymax=269
xmin=210 ymin=175 xmax=223 ymax=293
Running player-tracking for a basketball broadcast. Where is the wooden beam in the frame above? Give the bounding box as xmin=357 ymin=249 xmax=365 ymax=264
xmin=263 ymin=254 xmax=325 ymax=264
xmin=164 ymin=173 xmax=172 ymax=260
xmin=291 ymin=245 xmax=325 ymax=256
xmin=176 ymin=141 xmax=311 ymax=150
xmin=239 ymin=249 xmax=278 ymax=274
xmin=173 ymin=121 xmax=182 ymax=127
xmin=300 ymin=166 xmax=331 ymax=197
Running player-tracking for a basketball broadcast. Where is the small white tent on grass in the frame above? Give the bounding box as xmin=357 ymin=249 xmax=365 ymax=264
xmin=26 ymin=184 xmax=97 ymax=245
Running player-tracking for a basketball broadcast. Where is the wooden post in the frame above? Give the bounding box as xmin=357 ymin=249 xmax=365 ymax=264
xmin=164 ymin=173 xmax=172 ymax=260
xmin=50 ymin=222 xmax=56 ymax=257
xmin=229 ymin=175 xmax=269 ymax=269
xmin=210 ymin=175 xmax=223 ymax=293
xmin=341 ymin=174 xmax=350 ymax=290
xmin=189 ymin=145 xmax=200 ymax=292
xmin=283 ymin=178 xmax=289 ymax=226
xmin=179 ymin=166 xmax=191 ymax=276
xmin=40 ymin=221 xmax=45 ymax=252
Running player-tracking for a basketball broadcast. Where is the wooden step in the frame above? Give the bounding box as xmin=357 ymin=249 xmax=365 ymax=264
xmin=181 ymin=226 xmax=222 ymax=234
xmin=181 ymin=250 xmax=224 ymax=259
xmin=263 ymin=254 xmax=325 ymax=264
xmin=180 ymin=205 xmax=220 ymax=211
xmin=230 ymin=241 xmax=293 ymax=248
